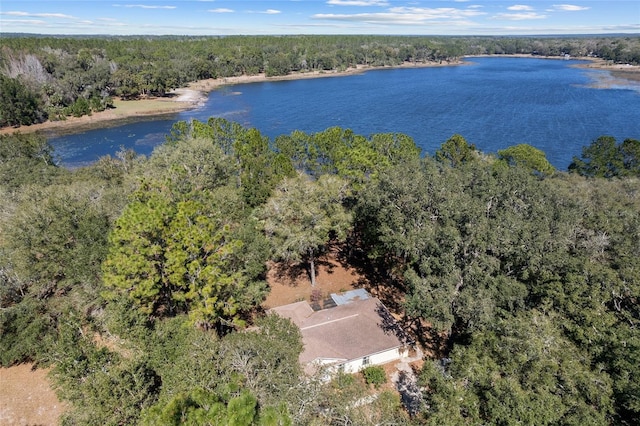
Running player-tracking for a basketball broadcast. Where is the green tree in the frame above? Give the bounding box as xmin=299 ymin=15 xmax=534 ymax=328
xmin=51 ymin=315 xmax=161 ymax=426
xmin=0 ymin=298 xmax=54 ymax=365
xmin=435 ymin=134 xmax=477 ymax=167
xmin=275 ymin=127 xmax=420 ymax=188
xmin=165 ymin=118 xmax=294 ymax=207
xmin=334 ymin=131 xmax=420 ymax=189
xmin=0 ymin=132 xmax=54 ymax=165
xmin=102 ymin=181 xmax=266 ymax=329
xmin=259 ymin=173 xmax=352 ymax=287
xmin=234 ymin=127 xmax=294 ymax=207
xmin=140 ymin=389 xmax=262 ymax=426
xmin=311 ymin=369 xmax=407 ymax=425
xmin=357 ymin=158 xmax=579 ymax=340
xmin=274 ymin=130 xmax=315 ymax=174
xmin=265 ymin=52 xmax=292 ymax=77
xmin=497 ymin=143 xmax=555 ymax=176
xmin=3 ymin=183 xmax=111 ymax=304
xmin=0 ymin=75 xmax=44 ymax=127
xmin=569 ymin=135 xmax=624 ymax=178
xmin=138 ymin=314 xmax=300 ymax=425
xmin=143 ymin=136 xmax=238 ymax=196
xmin=0 ymin=133 xmax=63 ymax=189
xmin=362 ymin=365 xmax=387 ymax=388
xmin=603 ymin=323 xmax=640 ymax=422
xmin=419 ymin=311 xmax=614 ymax=425
xmin=619 ymin=138 xmax=640 ymax=176
xmin=218 ymin=314 xmax=303 ymax=408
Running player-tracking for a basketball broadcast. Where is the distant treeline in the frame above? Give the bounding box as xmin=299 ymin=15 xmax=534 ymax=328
xmin=1 ymin=34 xmax=639 ymax=127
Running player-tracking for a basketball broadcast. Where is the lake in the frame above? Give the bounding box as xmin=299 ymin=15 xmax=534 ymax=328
xmin=48 ymin=57 xmax=640 ymax=170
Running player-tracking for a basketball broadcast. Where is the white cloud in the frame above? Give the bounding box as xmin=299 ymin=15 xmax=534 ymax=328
xmin=314 ymin=7 xmax=485 ymax=25
xmin=93 ymin=18 xmax=128 ymax=27
xmin=114 ymin=4 xmax=177 ymax=9
xmin=2 ymin=11 xmax=76 ymax=19
xmin=312 ymin=13 xmax=428 ymax=24
xmin=327 ymin=0 xmax=389 ymax=5
xmin=246 ymin=8 xmax=281 ymax=15
xmin=551 ymin=4 xmax=590 ymax=12
xmin=388 ymin=7 xmax=486 ymax=19
xmin=2 ymin=19 xmax=47 ymax=25
xmin=492 ymin=12 xmax=547 ymax=20
xmin=208 ymin=8 xmax=234 ymax=13
xmin=508 ymin=5 xmax=534 ymax=11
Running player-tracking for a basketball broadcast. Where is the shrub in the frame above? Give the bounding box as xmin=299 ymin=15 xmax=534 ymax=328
xmin=362 ymin=365 xmax=387 ymax=388
xmin=333 ymin=371 xmax=355 ymax=389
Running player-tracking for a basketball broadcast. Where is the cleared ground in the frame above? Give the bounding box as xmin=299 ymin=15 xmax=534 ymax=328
xmin=0 ymin=364 xmax=67 ymax=426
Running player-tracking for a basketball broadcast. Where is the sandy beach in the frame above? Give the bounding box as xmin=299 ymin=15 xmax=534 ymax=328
xmin=0 ymin=61 xmax=461 ymax=136
xmin=0 ymin=88 xmax=208 ymax=136
xmin=2 ymin=56 xmax=637 ymax=136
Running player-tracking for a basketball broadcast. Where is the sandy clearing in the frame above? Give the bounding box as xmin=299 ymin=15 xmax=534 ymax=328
xmin=0 ymin=364 xmax=67 ymax=426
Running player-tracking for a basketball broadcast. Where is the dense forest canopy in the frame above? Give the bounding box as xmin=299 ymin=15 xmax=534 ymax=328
xmin=1 ymin=116 xmax=639 ymax=424
xmin=1 ymin=34 xmax=639 ymax=127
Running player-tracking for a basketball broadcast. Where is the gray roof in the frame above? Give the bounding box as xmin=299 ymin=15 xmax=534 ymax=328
xmin=331 ymin=288 xmax=370 ymax=306
xmin=271 ymin=297 xmax=408 ymax=365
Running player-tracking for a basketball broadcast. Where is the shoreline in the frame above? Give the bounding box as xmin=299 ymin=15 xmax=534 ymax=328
xmin=0 ymin=60 xmax=463 ymax=136
xmin=2 ymin=56 xmax=638 ymax=136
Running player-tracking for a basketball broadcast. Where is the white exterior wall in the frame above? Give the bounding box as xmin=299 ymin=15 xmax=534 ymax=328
xmin=341 ymin=359 xmax=364 ymax=374
xmin=369 ymin=347 xmax=403 ymax=365
xmin=339 ymin=347 xmax=405 ymax=374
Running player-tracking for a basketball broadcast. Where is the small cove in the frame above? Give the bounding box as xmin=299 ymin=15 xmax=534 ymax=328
xmin=48 ymin=57 xmax=640 ymax=170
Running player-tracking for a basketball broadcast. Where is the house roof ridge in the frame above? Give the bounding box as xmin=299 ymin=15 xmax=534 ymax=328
xmin=300 ymin=313 xmax=359 ymax=331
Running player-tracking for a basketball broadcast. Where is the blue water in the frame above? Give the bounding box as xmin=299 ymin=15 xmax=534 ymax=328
xmin=48 ymin=57 xmax=640 ymax=170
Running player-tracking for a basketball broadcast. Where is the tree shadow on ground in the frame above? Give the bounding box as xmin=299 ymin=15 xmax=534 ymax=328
xmin=375 ymin=302 xmax=413 ymax=345
xmin=269 ymin=261 xmax=309 ymax=287
xmin=334 ymin=239 xmax=450 ymax=359
xmin=333 ymin=239 xmax=405 ymax=311
xmin=269 ymin=256 xmax=339 ymax=288
xmin=395 ymin=370 xmax=423 ymax=417
xmin=405 ymin=317 xmax=450 ymax=360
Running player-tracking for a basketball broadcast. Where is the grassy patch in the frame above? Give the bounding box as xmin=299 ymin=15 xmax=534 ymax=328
xmin=111 ymin=98 xmax=186 ymax=116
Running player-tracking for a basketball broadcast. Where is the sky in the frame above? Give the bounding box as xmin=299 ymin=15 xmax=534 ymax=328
xmin=1 ymin=1 xmax=639 ymax=36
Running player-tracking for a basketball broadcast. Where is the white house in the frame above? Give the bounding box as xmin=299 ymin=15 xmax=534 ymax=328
xmin=271 ymin=290 xmax=412 ymax=374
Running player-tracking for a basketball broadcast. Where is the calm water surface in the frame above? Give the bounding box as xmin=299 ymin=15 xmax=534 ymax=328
xmin=48 ymin=57 xmax=640 ymax=169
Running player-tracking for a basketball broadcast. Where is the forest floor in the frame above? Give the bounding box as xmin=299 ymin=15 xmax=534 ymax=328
xmin=0 ymin=364 xmax=67 ymax=426
xmin=263 ymin=245 xmax=366 ymax=309
xmin=263 ymin=244 xmax=412 ymax=326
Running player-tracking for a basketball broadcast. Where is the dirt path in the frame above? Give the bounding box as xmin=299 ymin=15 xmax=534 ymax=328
xmin=0 ymin=364 xmax=67 ymax=425
xmin=391 ymin=347 xmax=425 ymax=417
